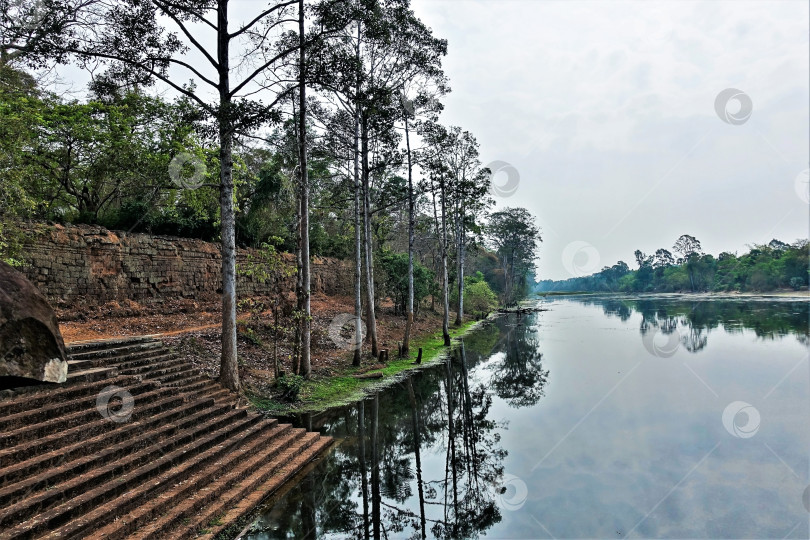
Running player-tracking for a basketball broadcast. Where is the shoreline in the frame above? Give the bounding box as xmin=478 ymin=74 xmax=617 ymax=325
xmin=248 ymin=315 xmax=494 ymax=415
xmin=538 ymin=290 xmax=810 ymax=300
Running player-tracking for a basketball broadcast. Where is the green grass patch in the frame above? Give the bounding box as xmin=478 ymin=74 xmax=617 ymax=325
xmin=249 ymin=318 xmax=484 ymax=415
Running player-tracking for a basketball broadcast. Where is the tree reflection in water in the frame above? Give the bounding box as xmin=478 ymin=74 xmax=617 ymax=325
xmin=578 ymin=297 xmax=809 ymax=354
xmin=245 ymin=313 xmax=550 ymax=539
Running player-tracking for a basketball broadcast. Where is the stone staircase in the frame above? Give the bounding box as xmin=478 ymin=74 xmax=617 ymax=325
xmin=0 ymin=336 xmax=332 ymax=539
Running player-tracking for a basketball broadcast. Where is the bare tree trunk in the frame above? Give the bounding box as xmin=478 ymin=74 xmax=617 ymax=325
xmin=455 ymin=197 xmax=465 ymax=326
xmin=352 ymin=22 xmax=363 ymax=367
xmin=403 ymin=113 xmax=414 ymax=354
xmin=361 ymin=115 xmax=379 ymax=357
xmin=297 ymin=0 xmax=311 ymax=378
xmin=292 ymin=94 xmax=302 ymax=375
xmin=439 ymin=177 xmax=450 ymax=346
xmin=217 ymin=0 xmax=239 ymax=391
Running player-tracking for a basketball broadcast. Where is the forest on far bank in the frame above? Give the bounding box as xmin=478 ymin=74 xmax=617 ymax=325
xmin=535 ymin=235 xmax=809 ymax=294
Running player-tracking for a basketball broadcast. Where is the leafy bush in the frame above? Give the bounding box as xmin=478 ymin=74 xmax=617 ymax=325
xmin=276 ymin=374 xmax=304 ymax=402
xmin=451 ymin=272 xmax=498 ymax=313
xmin=790 ymin=277 xmax=804 ymax=290
xmin=379 ymin=252 xmax=434 ymax=315
xmin=464 ymin=280 xmax=499 ymax=313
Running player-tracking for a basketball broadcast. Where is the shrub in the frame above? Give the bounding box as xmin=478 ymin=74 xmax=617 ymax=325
xmin=464 ymin=280 xmax=499 ymax=313
xmin=451 ymin=272 xmax=498 ymax=313
xmin=379 ymin=252 xmax=434 ymax=315
xmin=276 ymin=374 xmax=304 ymax=402
xmin=790 ymin=277 xmax=804 ymax=290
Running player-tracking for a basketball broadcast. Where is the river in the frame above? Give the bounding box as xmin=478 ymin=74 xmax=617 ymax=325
xmin=243 ymin=296 xmax=809 ymax=539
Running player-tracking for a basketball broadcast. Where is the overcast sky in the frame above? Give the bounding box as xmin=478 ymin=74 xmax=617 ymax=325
xmin=411 ymin=0 xmax=809 ymax=280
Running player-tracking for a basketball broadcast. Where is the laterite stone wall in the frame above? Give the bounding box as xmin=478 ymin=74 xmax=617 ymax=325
xmin=18 ymin=222 xmax=351 ymax=308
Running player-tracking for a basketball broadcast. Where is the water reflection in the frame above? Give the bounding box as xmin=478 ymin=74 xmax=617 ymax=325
xmin=578 ymin=297 xmax=810 ymax=354
xmin=246 ymin=298 xmax=809 ymax=539
xmin=245 ymin=316 xmax=547 ymax=539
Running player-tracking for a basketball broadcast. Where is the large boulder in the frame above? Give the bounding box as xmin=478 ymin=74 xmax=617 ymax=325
xmin=0 ymin=261 xmax=68 ymax=383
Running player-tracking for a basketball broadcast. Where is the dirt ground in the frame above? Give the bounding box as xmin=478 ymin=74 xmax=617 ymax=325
xmin=58 ymin=293 xmax=448 ymax=391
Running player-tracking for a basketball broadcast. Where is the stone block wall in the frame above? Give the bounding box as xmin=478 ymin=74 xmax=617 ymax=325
xmin=18 ymin=223 xmax=352 ymax=308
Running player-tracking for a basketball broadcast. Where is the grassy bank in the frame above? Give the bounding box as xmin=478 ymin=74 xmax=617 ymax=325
xmin=248 ymin=317 xmax=485 ymax=415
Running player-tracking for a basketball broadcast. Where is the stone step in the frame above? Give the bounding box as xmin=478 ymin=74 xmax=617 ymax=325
xmin=0 ymin=409 xmax=259 ymax=534
xmin=0 ymin=376 xmax=171 ymax=433
xmin=121 ymin=359 xmax=191 ymax=381
xmin=159 ymin=370 xmax=209 ymax=389
xmin=0 ymin=376 xmax=136 ymax=417
xmin=0 ymin=332 xmax=332 ymax=538
xmin=65 ymin=336 xmax=161 ymax=356
xmin=0 ymin=396 xmax=229 ymax=502
xmin=65 ymin=367 xmax=118 ymax=384
xmin=0 ymin=388 xmax=189 ymax=469
xmin=66 ymin=348 xmax=173 ymax=372
xmin=67 ymin=340 xmax=164 ymax=362
xmin=151 ymin=366 xmax=201 ymax=385
xmin=65 ymin=421 xmax=294 ymax=539
xmin=111 ymin=354 xmax=182 ymax=374
xmin=0 ymin=383 xmax=174 ymax=449
xmin=185 ymin=434 xmax=333 ymax=540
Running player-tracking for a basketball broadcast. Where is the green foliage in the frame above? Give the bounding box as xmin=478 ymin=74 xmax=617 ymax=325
xmin=451 ymin=272 xmax=498 ymax=313
xmin=538 ymin=238 xmax=809 ymax=293
xmin=486 ymin=208 xmax=541 ymax=304
xmin=379 ymin=251 xmax=435 ymax=315
xmin=276 ymin=374 xmax=305 ymax=402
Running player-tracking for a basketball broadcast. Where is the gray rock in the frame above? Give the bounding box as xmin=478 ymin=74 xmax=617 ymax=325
xmin=0 ymin=261 xmax=68 ymax=383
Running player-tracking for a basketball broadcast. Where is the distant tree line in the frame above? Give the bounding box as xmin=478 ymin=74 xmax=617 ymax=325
xmin=536 ymin=235 xmax=809 ymax=293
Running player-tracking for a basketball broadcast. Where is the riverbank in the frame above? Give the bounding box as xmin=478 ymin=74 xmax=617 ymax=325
xmin=57 ymin=292 xmax=492 ymax=415
xmin=247 ymin=316 xmax=487 ymax=414
xmin=538 ymin=290 xmax=810 ymax=300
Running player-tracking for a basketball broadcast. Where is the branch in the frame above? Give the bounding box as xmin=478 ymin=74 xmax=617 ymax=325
xmin=153 ymin=0 xmax=220 ymax=70
xmin=228 ymin=0 xmax=298 ymax=39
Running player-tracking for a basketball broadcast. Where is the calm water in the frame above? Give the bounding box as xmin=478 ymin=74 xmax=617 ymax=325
xmin=244 ymin=296 xmax=809 ymax=539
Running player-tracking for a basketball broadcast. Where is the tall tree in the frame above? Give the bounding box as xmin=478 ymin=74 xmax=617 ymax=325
xmin=297 ymin=0 xmax=311 ymax=378
xmin=486 ymin=207 xmax=541 ymax=304
xmin=673 ymin=234 xmax=703 ymax=291
xmin=443 ymin=129 xmax=490 ymax=325
xmin=311 ymin=0 xmax=446 ymax=358
xmin=399 ymin=86 xmax=445 ymax=354
xmin=420 ymin=122 xmax=453 ymax=344
xmin=24 ymin=0 xmax=314 ymax=390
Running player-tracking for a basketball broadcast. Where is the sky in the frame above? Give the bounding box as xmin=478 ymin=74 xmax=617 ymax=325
xmin=44 ymin=0 xmax=809 ymax=281
xmin=410 ymin=0 xmax=810 ymax=280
